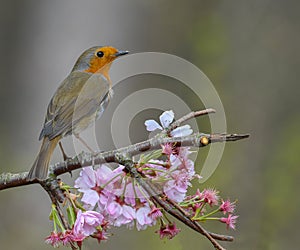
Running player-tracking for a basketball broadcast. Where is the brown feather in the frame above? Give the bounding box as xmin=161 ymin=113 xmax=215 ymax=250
xmin=27 ymin=136 xmax=61 ymax=181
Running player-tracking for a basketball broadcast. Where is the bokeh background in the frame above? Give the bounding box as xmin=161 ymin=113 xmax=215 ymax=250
xmin=0 ymin=0 xmax=299 ymax=249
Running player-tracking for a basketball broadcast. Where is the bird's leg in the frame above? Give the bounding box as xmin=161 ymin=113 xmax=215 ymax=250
xmin=59 ymin=142 xmax=73 ymax=177
xmin=58 ymin=142 xmax=71 ymax=161
xmin=74 ymin=134 xmax=97 ymax=168
xmin=74 ymin=134 xmax=96 ymax=155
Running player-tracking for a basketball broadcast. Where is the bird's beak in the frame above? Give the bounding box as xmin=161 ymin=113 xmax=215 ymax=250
xmin=114 ymin=50 xmax=129 ymax=57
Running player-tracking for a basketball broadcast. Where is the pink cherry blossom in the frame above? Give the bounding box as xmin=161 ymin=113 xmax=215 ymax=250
xmin=148 ymin=206 xmax=163 ymax=220
xmin=61 ymin=230 xmax=79 ymax=246
xmin=199 ymin=188 xmax=219 ymax=206
xmin=73 ymin=210 xmax=104 ymax=237
xmin=136 ymin=205 xmax=156 ymax=231
xmin=169 ymin=148 xmax=195 ymax=178
xmin=106 ymin=200 xmax=123 ymax=219
xmin=92 ymin=228 xmax=110 ymax=243
xmin=75 ymin=167 xmax=99 ymax=207
xmin=113 ymin=205 xmax=136 ymax=228
xmin=220 ymin=214 xmax=238 ymax=230
xmin=156 ymin=223 xmax=181 ymax=239
xmin=45 ymin=232 xmax=62 ymax=248
xmin=162 ymin=143 xmax=175 ymax=156
xmin=219 ymin=199 xmax=236 ymax=214
xmin=75 ymin=165 xmax=125 ymax=208
xmin=163 ymin=170 xmax=189 ymax=202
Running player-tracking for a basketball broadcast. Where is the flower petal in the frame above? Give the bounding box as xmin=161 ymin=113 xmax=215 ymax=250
xmin=144 ymin=120 xmax=163 ymax=131
xmin=170 ymin=125 xmax=193 ymax=137
xmin=159 ymin=110 xmax=174 ymax=128
xmin=81 ymin=190 xmax=99 ymax=207
xmin=75 ymin=166 xmax=96 ymax=189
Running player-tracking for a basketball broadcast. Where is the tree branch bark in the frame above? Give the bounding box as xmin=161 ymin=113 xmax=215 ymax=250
xmin=0 ymin=132 xmax=248 ymax=191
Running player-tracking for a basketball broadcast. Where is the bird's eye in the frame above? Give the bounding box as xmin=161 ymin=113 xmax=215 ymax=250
xmin=96 ymin=51 xmax=104 ymax=58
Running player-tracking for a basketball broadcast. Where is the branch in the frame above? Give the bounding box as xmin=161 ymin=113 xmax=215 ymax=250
xmin=0 ymin=108 xmax=249 ymax=250
xmin=0 ymin=132 xmax=249 ymax=191
xmin=117 ymin=155 xmax=226 ymax=250
xmin=167 ymin=108 xmax=216 ymax=132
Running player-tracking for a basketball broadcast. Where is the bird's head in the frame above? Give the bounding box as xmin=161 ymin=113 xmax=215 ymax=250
xmin=72 ymin=46 xmax=129 ymax=78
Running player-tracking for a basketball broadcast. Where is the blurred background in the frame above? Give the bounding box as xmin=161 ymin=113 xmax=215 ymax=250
xmin=0 ymin=0 xmax=299 ymax=249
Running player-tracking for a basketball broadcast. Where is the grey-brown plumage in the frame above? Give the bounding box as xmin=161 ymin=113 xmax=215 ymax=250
xmin=39 ymin=71 xmax=111 ymax=140
xmin=27 ymin=46 xmax=128 ymax=180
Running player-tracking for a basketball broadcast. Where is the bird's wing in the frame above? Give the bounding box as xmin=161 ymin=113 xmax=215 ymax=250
xmin=39 ymin=71 xmax=110 ymax=140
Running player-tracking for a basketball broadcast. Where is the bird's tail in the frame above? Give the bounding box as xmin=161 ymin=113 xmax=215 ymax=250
xmin=27 ymin=136 xmax=60 ymax=181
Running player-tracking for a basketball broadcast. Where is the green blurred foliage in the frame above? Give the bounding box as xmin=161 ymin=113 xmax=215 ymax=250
xmin=259 ymin=118 xmax=300 ymax=249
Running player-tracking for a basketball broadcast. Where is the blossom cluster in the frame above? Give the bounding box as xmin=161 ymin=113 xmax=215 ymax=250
xmin=45 ymin=208 xmax=108 ymax=248
xmin=179 ymin=188 xmax=238 ymax=230
xmin=45 ymin=110 xmax=238 ymax=248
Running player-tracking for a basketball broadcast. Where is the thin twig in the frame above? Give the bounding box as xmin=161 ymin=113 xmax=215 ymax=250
xmin=167 ymin=108 xmax=216 ymax=132
xmin=42 ymin=183 xmax=68 ymax=230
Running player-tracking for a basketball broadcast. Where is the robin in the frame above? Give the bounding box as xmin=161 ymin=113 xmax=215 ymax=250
xmin=27 ymin=46 xmax=129 ymax=181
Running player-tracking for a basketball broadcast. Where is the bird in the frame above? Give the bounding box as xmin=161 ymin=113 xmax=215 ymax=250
xmin=27 ymin=46 xmax=129 ymax=181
